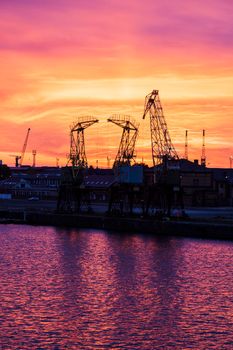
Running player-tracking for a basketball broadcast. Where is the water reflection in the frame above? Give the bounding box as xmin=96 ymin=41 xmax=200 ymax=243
xmin=0 ymin=225 xmax=233 ymax=349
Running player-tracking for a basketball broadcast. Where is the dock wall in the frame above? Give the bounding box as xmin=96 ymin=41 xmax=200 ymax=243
xmin=25 ymin=212 xmax=233 ymax=240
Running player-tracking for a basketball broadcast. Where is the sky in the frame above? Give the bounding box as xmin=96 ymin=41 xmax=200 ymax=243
xmin=0 ymin=0 xmax=232 ymax=168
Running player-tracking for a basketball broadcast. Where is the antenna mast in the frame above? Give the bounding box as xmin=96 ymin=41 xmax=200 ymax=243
xmin=229 ymin=156 xmax=232 ymax=169
xmin=184 ymin=130 xmax=188 ymax=160
xmin=32 ymin=149 xmax=36 ymax=167
xmin=201 ymin=129 xmax=206 ymax=167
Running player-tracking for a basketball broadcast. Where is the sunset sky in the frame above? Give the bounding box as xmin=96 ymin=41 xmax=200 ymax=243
xmin=0 ymin=0 xmax=232 ymax=168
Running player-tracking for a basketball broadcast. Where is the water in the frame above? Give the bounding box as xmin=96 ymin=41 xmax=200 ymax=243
xmin=1 ymin=225 xmax=233 ymax=349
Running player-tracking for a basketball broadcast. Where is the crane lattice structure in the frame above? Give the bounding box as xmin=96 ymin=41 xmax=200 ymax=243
xmin=142 ymin=90 xmax=178 ymax=166
xmin=10 ymin=128 xmax=31 ymax=167
xmin=20 ymin=128 xmax=31 ymax=166
xmin=57 ymin=117 xmax=98 ymax=212
xmin=108 ymin=115 xmax=139 ymax=169
xmin=68 ymin=117 xmax=99 ymax=168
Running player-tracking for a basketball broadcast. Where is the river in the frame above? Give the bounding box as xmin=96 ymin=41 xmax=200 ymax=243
xmin=1 ymin=224 xmax=233 ymax=349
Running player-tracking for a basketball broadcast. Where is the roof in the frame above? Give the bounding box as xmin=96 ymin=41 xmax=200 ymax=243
xmin=84 ymin=174 xmax=116 ymax=188
xmin=179 ymin=159 xmax=210 ymax=172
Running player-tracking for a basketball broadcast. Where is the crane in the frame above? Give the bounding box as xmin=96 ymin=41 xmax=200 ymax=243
xmin=143 ymin=90 xmax=183 ymax=215
xmin=142 ymin=90 xmax=178 ymax=166
xmin=9 ymin=154 xmax=21 ymax=168
xmin=107 ymin=115 xmax=139 ymax=169
xmin=20 ymin=128 xmax=31 ymax=166
xmin=68 ymin=116 xmax=99 ymax=168
xmin=57 ymin=117 xmax=98 ymax=213
xmin=10 ymin=128 xmax=31 ymax=167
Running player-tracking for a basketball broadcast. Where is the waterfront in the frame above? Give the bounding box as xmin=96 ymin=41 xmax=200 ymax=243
xmin=1 ymin=225 xmax=233 ymax=349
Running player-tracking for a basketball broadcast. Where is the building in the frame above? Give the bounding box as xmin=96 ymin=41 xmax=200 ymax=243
xmin=0 ymin=167 xmax=61 ymax=200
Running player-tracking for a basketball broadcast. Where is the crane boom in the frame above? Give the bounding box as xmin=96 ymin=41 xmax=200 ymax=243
xmin=20 ymin=128 xmax=31 ymax=166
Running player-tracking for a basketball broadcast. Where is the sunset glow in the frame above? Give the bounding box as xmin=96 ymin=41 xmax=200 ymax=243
xmin=0 ymin=0 xmax=232 ymax=167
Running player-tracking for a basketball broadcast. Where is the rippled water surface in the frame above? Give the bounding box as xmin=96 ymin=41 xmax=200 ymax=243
xmin=1 ymin=224 xmax=233 ymax=349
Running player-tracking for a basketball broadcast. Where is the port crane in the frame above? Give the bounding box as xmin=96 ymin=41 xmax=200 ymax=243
xmin=10 ymin=128 xmax=31 ymax=167
xmin=68 ymin=117 xmax=99 ymax=169
xmin=143 ymin=90 xmax=182 ymax=215
xmin=143 ymin=90 xmax=178 ymax=166
xmin=57 ymin=117 xmax=98 ymax=213
xmin=107 ymin=115 xmax=139 ymax=169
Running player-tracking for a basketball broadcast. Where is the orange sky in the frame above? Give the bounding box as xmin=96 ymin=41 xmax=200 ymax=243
xmin=0 ymin=0 xmax=232 ymax=168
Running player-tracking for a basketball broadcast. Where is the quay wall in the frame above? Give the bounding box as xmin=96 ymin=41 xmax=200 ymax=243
xmin=25 ymin=212 xmax=233 ymax=241
xmin=0 ymin=209 xmax=232 ymax=240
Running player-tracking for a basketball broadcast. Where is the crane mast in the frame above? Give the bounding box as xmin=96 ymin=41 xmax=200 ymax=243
xmin=143 ymin=90 xmax=178 ymax=166
xmin=69 ymin=116 xmax=99 ymax=168
xmin=108 ymin=115 xmax=139 ymax=169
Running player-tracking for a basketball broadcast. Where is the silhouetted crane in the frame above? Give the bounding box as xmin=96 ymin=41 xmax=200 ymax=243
xmin=10 ymin=128 xmax=31 ymax=167
xmin=143 ymin=90 xmax=178 ymax=166
xmin=68 ymin=117 xmax=99 ymax=169
xmin=143 ymin=90 xmax=182 ymax=215
xmin=108 ymin=115 xmax=139 ymax=169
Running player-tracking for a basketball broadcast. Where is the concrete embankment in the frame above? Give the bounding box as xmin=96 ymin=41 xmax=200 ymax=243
xmin=0 ymin=208 xmax=232 ymax=240
xmin=25 ymin=212 xmax=233 ymax=241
